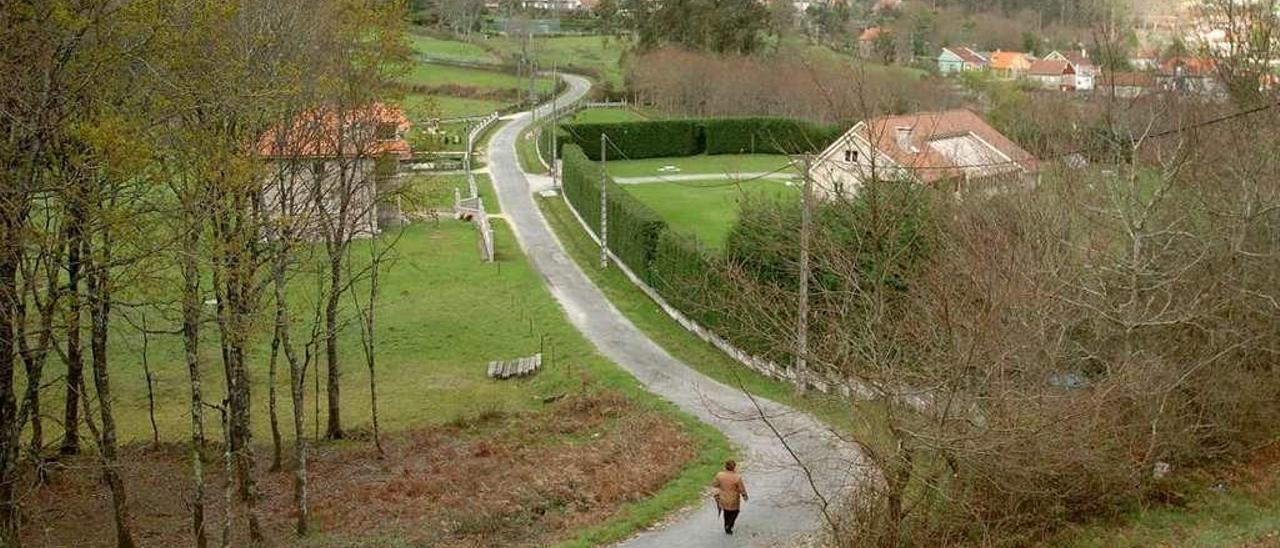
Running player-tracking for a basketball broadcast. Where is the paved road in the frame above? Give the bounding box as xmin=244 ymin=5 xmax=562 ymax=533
xmin=487 ymin=74 xmax=857 ymax=547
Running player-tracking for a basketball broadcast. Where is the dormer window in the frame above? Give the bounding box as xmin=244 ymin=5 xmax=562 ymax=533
xmin=844 ymin=149 xmax=858 ymax=163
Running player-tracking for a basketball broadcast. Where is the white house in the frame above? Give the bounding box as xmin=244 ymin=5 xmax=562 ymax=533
xmin=1046 ymin=50 xmax=1096 ymax=91
xmin=937 ymin=47 xmax=989 ymax=75
xmin=810 ymin=109 xmax=1039 ymax=198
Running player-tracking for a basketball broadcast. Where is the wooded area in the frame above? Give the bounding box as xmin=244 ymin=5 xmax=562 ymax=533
xmin=0 ymin=1 xmax=409 ymax=544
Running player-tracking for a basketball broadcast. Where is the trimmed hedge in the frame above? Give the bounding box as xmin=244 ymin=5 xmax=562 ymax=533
xmin=561 ymin=144 xmax=668 ymax=281
xmin=702 ymin=117 xmax=843 ymax=156
xmin=558 ymin=117 xmax=842 ymax=161
xmin=562 ymin=120 xmax=703 ymax=160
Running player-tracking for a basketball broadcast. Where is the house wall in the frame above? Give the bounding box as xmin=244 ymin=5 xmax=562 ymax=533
xmin=261 ymin=157 xmax=383 ymax=240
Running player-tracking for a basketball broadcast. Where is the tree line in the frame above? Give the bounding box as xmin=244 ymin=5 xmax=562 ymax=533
xmin=0 ymin=0 xmax=409 ymax=545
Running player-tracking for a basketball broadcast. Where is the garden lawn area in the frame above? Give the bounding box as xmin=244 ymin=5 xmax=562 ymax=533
xmin=605 ymin=153 xmax=800 ymax=179
xmin=405 ymin=62 xmax=555 ymax=94
xmin=407 ymin=173 xmax=500 ymax=213
xmin=569 ymin=107 xmax=647 ymax=124
xmin=623 ymin=179 xmax=797 ymax=250
xmin=407 ymin=31 xmax=499 ymax=64
xmin=403 ymin=93 xmax=507 ymax=119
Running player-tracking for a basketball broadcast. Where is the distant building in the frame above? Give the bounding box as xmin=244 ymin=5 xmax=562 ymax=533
xmin=937 ymin=47 xmax=989 ymax=75
xmin=1046 ymin=49 xmax=1096 ymax=91
xmin=1128 ymin=48 xmax=1161 ymax=71
xmin=1096 ymin=71 xmax=1157 ymax=98
xmin=858 ymin=27 xmax=885 ymax=59
xmin=257 ymin=103 xmax=412 ymax=238
xmin=810 ymin=109 xmax=1039 ymax=198
xmin=1158 ymin=56 xmax=1222 ymax=95
xmin=1027 ymin=58 xmax=1077 ymax=91
xmin=989 ymin=50 xmax=1034 ymax=78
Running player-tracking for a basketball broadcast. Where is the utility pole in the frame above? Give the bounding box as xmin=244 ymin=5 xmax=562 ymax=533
xmin=599 ymin=133 xmax=609 ymax=269
xmin=551 ymin=62 xmax=559 ymax=185
xmin=795 ymin=154 xmax=812 ymax=392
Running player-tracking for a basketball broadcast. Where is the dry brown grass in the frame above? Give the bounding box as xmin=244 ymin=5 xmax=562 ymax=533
xmin=18 ymin=390 xmax=693 ymax=547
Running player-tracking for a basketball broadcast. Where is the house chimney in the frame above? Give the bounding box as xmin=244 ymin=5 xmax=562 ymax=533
xmin=895 ymin=126 xmax=916 ymax=153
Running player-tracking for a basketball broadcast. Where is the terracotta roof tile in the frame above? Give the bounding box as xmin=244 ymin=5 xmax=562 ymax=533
xmin=855 ymin=109 xmax=1038 ymax=184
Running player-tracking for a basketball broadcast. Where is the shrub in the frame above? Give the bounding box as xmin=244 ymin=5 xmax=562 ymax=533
xmin=702 ymin=117 xmax=842 ymax=155
xmin=561 ymin=120 xmax=703 ymax=160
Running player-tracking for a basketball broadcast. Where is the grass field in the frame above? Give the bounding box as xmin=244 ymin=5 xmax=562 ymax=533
xmin=22 ymin=217 xmax=732 ymax=546
xmin=405 ymin=62 xmax=555 ymax=94
xmin=403 ymin=93 xmax=508 ymax=120
xmin=569 ymin=107 xmax=647 ymax=124
xmin=407 ymin=32 xmax=499 ymax=64
xmin=407 ymin=173 xmax=501 ymax=213
xmin=605 ymin=153 xmax=800 ymax=179
xmin=491 ymin=35 xmax=630 ymax=90
xmin=623 ymin=179 xmax=797 ymax=250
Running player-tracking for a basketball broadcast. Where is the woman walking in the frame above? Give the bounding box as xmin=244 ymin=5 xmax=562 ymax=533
xmin=712 ymin=460 xmax=749 ymax=535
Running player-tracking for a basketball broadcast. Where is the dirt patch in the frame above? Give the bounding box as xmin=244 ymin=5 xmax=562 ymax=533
xmin=19 ymin=390 xmax=694 ymax=547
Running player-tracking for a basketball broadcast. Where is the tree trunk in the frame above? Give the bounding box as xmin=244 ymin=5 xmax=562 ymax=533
xmin=267 ymin=323 xmax=283 ymax=472
xmin=324 ymin=254 xmax=342 ymax=440
xmin=180 ymin=218 xmax=208 ymax=548
xmin=61 ymin=213 xmax=86 ymax=456
xmin=273 ymin=251 xmax=308 ymax=535
xmin=85 ymin=233 xmax=138 ymax=548
xmin=0 ymin=215 xmax=23 ymax=547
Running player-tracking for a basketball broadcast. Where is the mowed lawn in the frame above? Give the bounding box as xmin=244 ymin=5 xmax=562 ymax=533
xmin=569 ymin=107 xmax=647 ymax=124
xmin=624 ymin=179 xmax=798 ymax=250
xmin=407 ymin=173 xmax=501 ymax=213
xmin=403 ymin=93 xmax=508 ymax=120
xmin=605 ymin=153 xmax=800 ymax=179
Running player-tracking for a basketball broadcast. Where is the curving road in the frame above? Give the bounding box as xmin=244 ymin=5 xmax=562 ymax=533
xmin=487 ymin=75 xmax=856 ymax=547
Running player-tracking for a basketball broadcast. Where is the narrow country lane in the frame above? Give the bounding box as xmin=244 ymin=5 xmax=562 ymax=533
xmin=487 ymin=75 xmax=857 ymax=547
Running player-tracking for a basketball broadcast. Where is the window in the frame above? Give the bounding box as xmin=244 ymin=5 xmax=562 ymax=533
xmin=843 ymin=149 xmax=859 ymax=163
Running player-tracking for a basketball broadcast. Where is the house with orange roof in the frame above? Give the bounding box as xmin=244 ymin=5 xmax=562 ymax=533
xmin=1045 ymin=49 xmax=1096 ymax=90
xmin=258 ymin=102 xmax=413 ymax=238
xmin=989 ymin=50 xmax=1034 ymax=78
xmin=858 ymin=27 xmax=885 ymax=59
xmin=810 ymin=109 xmax=1038 ymax=197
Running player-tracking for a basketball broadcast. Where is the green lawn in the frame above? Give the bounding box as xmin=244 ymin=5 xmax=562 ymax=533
xmin=624 ymin=179 xmax=797 ymax=250
xmin=405 ymin=63 xmax=555 ymax=93
xmin=405 ymin=93 xmax=507 ymax=119
xmin=407 ymin=32 xmax=499 ymax=64
xmin=605 ymin=154 xmax=800 ymax=179
xmin=405 ymin=173 xmax=500 ymax=214
xmin=569 ymin=107 xmax=647 ymax=124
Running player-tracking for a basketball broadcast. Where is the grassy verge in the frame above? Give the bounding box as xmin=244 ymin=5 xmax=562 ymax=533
xmin=405 ymin=173 xmax=501 ymax=213
xmin=537 ymin=195 xmax=855 ymax=433
xmin=518 ymin=122 xmax=548 ymax=175
xmin=1050 ymin=452 xmax=1280 ymax=547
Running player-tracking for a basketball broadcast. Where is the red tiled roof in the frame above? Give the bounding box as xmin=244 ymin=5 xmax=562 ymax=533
xmin=1097 ymin=71 xmax=1156 ymax=88
xmin=855 ymin=109 xmax=1038 ymax=184
xmin=947 ymin=46 xmax=988 ymax=65
xmin=1028 ymin=58 xmax=1074 ymax=76
xmin=1160 ymin=56 xmax=1215 ymax=76
xmin=859 ymin=27 xmax=883 ymax=41
xmin=258 ymin=103 xmax=412 ymax=161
